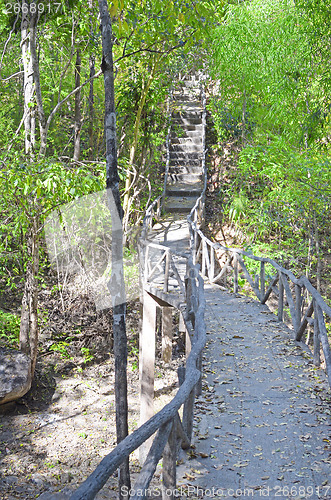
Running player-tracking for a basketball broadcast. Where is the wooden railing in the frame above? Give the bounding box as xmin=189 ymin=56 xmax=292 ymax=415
xmin=140 ymin=195 xmax=162 ymax=242
xmin=188 ymin=200 xmax=331 ymax=388
xmin=69 ymin=252 xmax=205 ymax=500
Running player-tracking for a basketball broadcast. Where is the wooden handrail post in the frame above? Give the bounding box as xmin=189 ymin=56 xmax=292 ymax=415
xmin=278 ymin=272 xmax=284 ymax=322
xmin=161 ymin=307 xmax=173 ymax=363
xmin=233 ymin=253 xmax=239 ymax=293
xmin=202 ymin=240 xmax=206 ymax=277
xmin=196 ymin=351 xmax=202 ymax=396
xmin=139 ymin=291 xmax=156 ymax=463
xmin=313 ymin=299 xmax=321 ymax=367
xmin=260 ymin=261 xmax=265 ymax=301
xmin=162 ymin=419 xmax=176 ymax=499
xmin=295 ymin=284 xmax=302 ymax=335
xmin=314 ymin=304 xmax=331 ymax=385
xmin=210 ymin=246 xmax=215 ymax=281
xmin=144 ymin=245 xmax=149 ymax=283
xmin=183 ymin=387 xmax=195 ymax=442
xmin=164 ymin=249 xmax=170 ymax=293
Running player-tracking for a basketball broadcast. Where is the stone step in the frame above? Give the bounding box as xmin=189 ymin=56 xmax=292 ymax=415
xmin=172 ymin=93 xmax=201 ymax=102
xmin=171 ymin=136 xmax=203 ymax=146
xmin=172 ymin=110 xmax=202 ymax=120
xmin=171 ymin=100 xmax=202 ymax=110
xmin=166 ymin=181 xmax=203 ymax=196
xmin=172 ymin=116 xmax=202 ymax=126
xmin=170 ymin=130 xmax=202 ymax=140
xmin=171 ymin=124 xmax=203 ymax=134
xmin=168 ymin=165 xmax=202 ymax=174
xmin=169 ymin=159 xmax=201 ymax=168
xmin=170 ymin=143 xmax=203 ymax=153
xmin=164 ymin=195 xmax=199 ymax=213
xmin=169 ymin=151 xmax=203 ymax=160
xmin=168 ymin=172 xmax=202 ymax=184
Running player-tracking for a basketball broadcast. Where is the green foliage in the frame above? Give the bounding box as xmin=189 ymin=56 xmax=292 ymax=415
xmin=49 ymin=341 xmax=72 ymax=359
xmin=0 ymin=154 xmax=105 ymax=291
xmin=210 ymin=0 xmax=331 ymax=273
xmin=228 ymin=193 xmax=249 ymax=224
xmin=80 ymin=347 xmax=94 ymax=363
xmin=0 ymin=310 xmax=20 ymax=348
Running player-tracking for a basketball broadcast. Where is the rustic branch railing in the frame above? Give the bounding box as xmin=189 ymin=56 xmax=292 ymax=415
xmin=188 ymin=200 xmax=331 ymax=388
xmin=69 ymin=74 xmax=209 ymax=499
xmin=69 ymin=252 xmax=205 ymax=500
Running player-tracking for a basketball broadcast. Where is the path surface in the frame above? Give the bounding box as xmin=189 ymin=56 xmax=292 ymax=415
xmin=177 ymin=284 xmax=331 ymax=499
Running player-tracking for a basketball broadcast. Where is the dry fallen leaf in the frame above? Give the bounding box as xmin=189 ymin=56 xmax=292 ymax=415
xmin=184 ymin=472 xmax=196 ymax=480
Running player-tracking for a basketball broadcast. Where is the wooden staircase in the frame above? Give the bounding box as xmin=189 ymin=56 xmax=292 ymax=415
xmin=164 ymin=75 xmax=205 ymax=213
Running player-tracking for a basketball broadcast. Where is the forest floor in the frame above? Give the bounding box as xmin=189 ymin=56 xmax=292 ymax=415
xmin=0 ymin=285 xmax=185 ymax=499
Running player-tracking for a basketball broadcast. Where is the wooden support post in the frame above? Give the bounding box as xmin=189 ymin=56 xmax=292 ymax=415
xmin=260 ymin=261 xmax=265 ymax=301
xmin=278 ymin=273 xmax=284 ymax=322
xmin=233 ymin=254 xmax=238 ymax=293
xmin=164 ymin=249 xmax=170 ymax=293
xmin=315 ymin=304 xmax=331 ymax=385
xmin=313 ymin=300 xmax=321 ymax=367
xmin=186 ymin=326 xmax=192 ymax=360
xmin=296 ymin=300 xmax=314 ymax=341
xmin=196 ymin=352 xmax=202 ymax=396
xmin=139 ymin=290 xmax=156 ymax=463
xmin=162 ymin=307 xmax=173 ymax=363
xmin=162 ymin=419 xmax=176 ymax=500
xmin=202 ymin=240 xmax=206 ymax=277
xmin=193 ymin=232 xmax=198 ymax=264
xmin=295 ymin=284 xmax=302 ymax=334
xmin=210 ymin=246 xmax=215 ymax=282
xmin=183 ymin=387 xmax=195 ymax=442
xmin=179 ymin=311 xmax=185 ymax=334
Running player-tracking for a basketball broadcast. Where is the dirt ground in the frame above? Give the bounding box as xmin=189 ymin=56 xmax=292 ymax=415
xmin=0 ymin=288 xmax=185 ymax=499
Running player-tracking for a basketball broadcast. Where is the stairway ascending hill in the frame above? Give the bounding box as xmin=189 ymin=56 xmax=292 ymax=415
xmin=164 ymin=74 xmax=204 ymax=213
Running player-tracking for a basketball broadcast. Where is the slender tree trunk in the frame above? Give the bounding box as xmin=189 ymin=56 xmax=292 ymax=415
xmin=19 ymin=218 xmax=40 ymax=378
xmin=314 ymin=215 xmax=321 ymax=293
xmin=19 ymin=284 xmax=30 ymax=355
xmin=29 ymin=9 xmax=47 ymax=156
xmin=88 ymin=0 xmax=95 ymax=160
xmin=21 ymin=3 xmax=35 ymax=155
xmin=73 ymin=48 xmax=82 ymax=162
xmin=98 ymin=1 xmax=130 ymax=497
xmin=88 ymin=54 xmax=95 ymax=159
xmin=28 ymin=217 xmax=40 ymax=377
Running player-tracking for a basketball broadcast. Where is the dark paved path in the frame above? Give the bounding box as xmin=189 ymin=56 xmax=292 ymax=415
xmin=177 ymin=284 xmax=331 ymax=499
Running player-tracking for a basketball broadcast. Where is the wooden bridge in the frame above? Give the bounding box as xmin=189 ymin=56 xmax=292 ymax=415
xmin=69 ymin=74 xmax=331 ymax=500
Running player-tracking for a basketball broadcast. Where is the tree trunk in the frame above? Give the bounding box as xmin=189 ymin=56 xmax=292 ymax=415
xmin=28 ymin=217 xmax=40 ymax=377
xmin=98 ymin=1 xmax=131 ymax=497
xmin=29 ymin=9 xmax=47 ymax=157
xmin=21 ymin=2 xmax=35 ymax=155
xmin=73 ymin=48 xmax=82 ymax=162
xmin=88 ymin=54 xmax=95 ymax=160
xmin=88 ymin=0 xmax=95 ymax=160
xmin=314 ymin=215 xmax=321 ymax=293
xmin=19 ymin=218 xmax=40 ymax=378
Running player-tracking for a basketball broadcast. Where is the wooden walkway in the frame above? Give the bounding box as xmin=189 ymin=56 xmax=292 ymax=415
xmin=139 ymin=74 xmax=330 ymax=498
xmin=176 ymin=285 xmax=331 ymax=498
xmin=66 ymin=73 xmax=330 ymax=500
